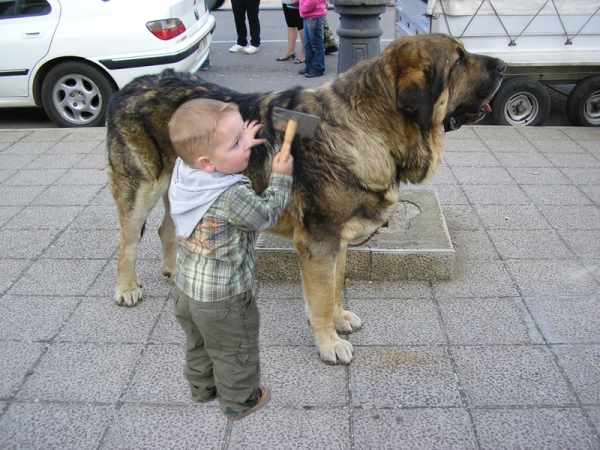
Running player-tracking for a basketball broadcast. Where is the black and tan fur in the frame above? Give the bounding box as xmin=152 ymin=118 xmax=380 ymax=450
xmin=106 ymin=34 xmax=505 ymax=364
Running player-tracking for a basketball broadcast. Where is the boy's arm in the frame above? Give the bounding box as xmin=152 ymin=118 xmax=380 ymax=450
xmin=227 ymin=173 xmax=293 ymax=232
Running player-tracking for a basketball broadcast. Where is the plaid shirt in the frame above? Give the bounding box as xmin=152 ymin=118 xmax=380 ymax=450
xmin=174 ymin=173 xmax=292 ymax=302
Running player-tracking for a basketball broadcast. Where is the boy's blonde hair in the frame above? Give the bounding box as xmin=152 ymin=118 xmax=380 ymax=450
xmin=169 ymin=99 xmax=239 ymax=166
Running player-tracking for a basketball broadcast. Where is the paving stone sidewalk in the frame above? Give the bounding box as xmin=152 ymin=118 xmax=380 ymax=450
xmin=0 ymin=125 xmax=599 ymax=449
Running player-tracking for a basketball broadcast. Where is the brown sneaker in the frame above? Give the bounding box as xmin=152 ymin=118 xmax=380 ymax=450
xmin=227 ymin=385 xmax=270 ymax=421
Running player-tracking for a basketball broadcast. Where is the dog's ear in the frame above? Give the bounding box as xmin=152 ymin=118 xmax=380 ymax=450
xmin=396 ymin=69 xmax=435 ymax=130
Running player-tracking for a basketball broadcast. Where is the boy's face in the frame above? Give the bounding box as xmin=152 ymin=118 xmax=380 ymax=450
xmin=199 ymin=111 xmax=251 ymax=174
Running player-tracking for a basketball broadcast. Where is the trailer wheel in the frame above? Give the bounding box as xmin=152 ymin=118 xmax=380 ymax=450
xmin=566 ymin=76 xmax=600 ymax=127
xmin=490 ymin=77 xmax=550 ymax=126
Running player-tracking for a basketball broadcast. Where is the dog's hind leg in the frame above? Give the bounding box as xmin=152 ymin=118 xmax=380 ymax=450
xmin=296 ymin=233 xmax=354 ymax=365
xmin=158 ymin=191 xmax=177 ymax=280
xmin=332 ymin=246 xmax=362 ymax=335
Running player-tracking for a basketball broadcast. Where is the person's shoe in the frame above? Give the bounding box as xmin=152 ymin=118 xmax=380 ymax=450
xmin=298 ymin=68 xmax=308 ymax=75
xmin=294 ymin=59 xmax=305 ymax=64
xmin=325 ymin=45 xmax=339 ymax=55
xmin=305 ymin=72 xmax=324 ymax=78
xmin=276 ymin=53 xmax=295 ymax=61
xmin=200 ymin=62 xmax=211 ymax=71
xmin=244 ymin=45 xmax=260 ymax=54
xmin=227 ymin=385 xmax=270 ymax=421
xmin=229 ymin=44 xmax=247 ymax=52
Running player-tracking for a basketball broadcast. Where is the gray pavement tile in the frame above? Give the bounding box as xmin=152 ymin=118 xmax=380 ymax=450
xmin=546 ymin=152 xmax=600 ymax=168
xmin=3 ymin=205 xmax=81 ymax=230
xmin=444 ymin=138 xmax=489 ymax=152
xmin=32 ymin=184 xmax=103 ymax=206
xmin=0 ymin=341 xmax=45 ymax=398
xmin=588 ymin=407 xmax=600 ymax=432
xmin=452 ymin=166 xmax=514 ymax=185
xmin=259 ymin=296 xmax=314 ymax=346
xmin=578 ymin=140 xmax=600 ymax=153
xmin=506 ymin=166 xmax=572 ymax=184
xmin=530 ymin=139 xmax=587 ymax=154
xmin=0 ymin=130 xmax=31 ymax=142
xmin=9 ymin=258 xmax=107 ymax=296
xmin=442 ymin=205 xmax=483 ymax=231
xmin=0 ymin=153 xmax=38 ymax=170
xmin=262 ymin=346 xmax=347 ymax=407
xmin=446 ymin=127 xmax=479 ymax=139
xmin=518 ymin=127 xmax=569 ymax=140
xmin=0 ymin=170 xmax=15 ymax=182
xmin=561 ymin=167 xmax=600 ymax=185
xmin=553 ymin=345 xmax=600 ymax=405
xmin=484 ymin=138 xmax=538 ymax=153
xmin=25 ymin=153 xmax=85 ymax=170
xmin=15 ymin=342 xmax=143 ymax=402
xmin=75 ymin=152 xmax=109 ymax=169
xmin=0 ymin=259 xmax=31 ymax=294
xmin=526 ymin=296 xmax=600 ymax=344
xmin=539 ymin=205 xmax=600 ymax=229
xmin=0 ymin=295 xmax=79 ymax=341
xmin=425 ymin=164 xmax=458 ymax=183
xmin=472 ymin=407 xmax=598 ymax=450
xmin=346 ymin=298 xmax=445 ymax=346
xmin=229 ymin=408 xmax=350 ymax=450
xmin=507 ymin=260 xmax=599 ymax=297
xmin=454 ymin=346 xmax=576 ymax=407
xmin=149 ymin=299 xmax=186 ymax=344
xmin=136 ymin=230 xmax=165 ymax=259
xmin=561 ymin=128 xmax=600 ymax=141
xmin=20 ymin=130 xmax=72 ymax=142
xmin=451 ymin=230 xmax=499 ymax=260
xmin=41 ymin=229 xmax=119 ymax=259
xmin=475 ymin=205 xmax=551 ymax=230
xmin=583 ymin=260 xmax=600 ymax=285
xmin=54 ymin=168 xmax=109 ymax=185
xmin=2 ymin=168 xmax=67 ymax=186
xmin=103 ymin=405 xmax=225 ymax=450
xmin=1 ymin=141 xmax=55 ymax=155
xmin=461 ymin=185 xmax=531 ymax=205
xmin=0 ymin=229 xmax=57 ymax=258
xmin=256 ymin=280 xmax=304 ymax=299
xmin=0 ymin=185 xmax=46 ymax=206
xmin=344 ymin=280 xmax=431 ymax=299
xmin=351 ymin=346 xmax=462 ymax=408
xmin=558 ymin=229 xmax=600 ymax=259
xmin=68 ymin=205 xmax=119 ymax=230
xmin=44 ymin=140 xmax=101 ymax=154
xmin=0 ymin=402 xmax=114 ymax=450
xmin=57 ymin=297 xmax=164 ymax=343
xmin=488 ymin=229 xmax=575 ymax=259
xmin=0 ymin=141 xmax=8 ymax=151
xmin=439 ymin=297 xmax=543 ymax=345
xmin=475 ymin=126 xmax=524 ymax=140
xmin=353 ymin=408 xmax=477 ymax=450
xmin=430 ymin=184 xmax=469 ymax=205
xmin=432 ymin=260 xmax=519 ymax=299
xmin=60 ymin=128 xmax=106 ymax=141
xmin=445 ymin=150 xmax=499 ymax=167
xmin=87 ymin=259 xmax=172 ymax=298
xmin=0 ymin=206 xmax=22 ymax=227
xmin=89 ymin=185 xmax=118 ymax=206
xmin=494 ymin=152 xmax=553 ymax=168
xmin=122 ymin=344 xmax=191 ymax=405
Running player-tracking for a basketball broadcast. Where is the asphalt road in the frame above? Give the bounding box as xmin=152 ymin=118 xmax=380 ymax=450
xmin=0 ymin=6 xmax=573 ymax=129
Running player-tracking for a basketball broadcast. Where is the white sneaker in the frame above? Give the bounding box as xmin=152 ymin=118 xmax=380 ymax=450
xmin=244 ymin=45 xmax=259 ymax=55
xmin=229 ymin=44 xmax=247 ymax=52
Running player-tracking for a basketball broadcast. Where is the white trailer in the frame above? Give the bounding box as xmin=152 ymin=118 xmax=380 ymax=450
xmin=395 ymin=0 xmax=600 ymax=126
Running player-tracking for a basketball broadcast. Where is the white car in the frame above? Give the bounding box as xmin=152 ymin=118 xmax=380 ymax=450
xmin=0 ymin=0 xmax=216 ymax=127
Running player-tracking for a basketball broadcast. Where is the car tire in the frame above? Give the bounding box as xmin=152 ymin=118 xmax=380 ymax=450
xmin=41 ymin=61 xmax=116 ymax=128
xmin=566 ymin=75 xmax=600 ymax=127
xmin=210 ymin=0 xmax=224 ymax=10
xmin=490 ymin=76 xmax=551 ymax=126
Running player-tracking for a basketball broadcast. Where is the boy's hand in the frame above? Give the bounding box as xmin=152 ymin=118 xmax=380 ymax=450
xmin=272 ymin=144 xmax=294 ymax=175
xmin=244 ymin=120 xmax=267 ymax=148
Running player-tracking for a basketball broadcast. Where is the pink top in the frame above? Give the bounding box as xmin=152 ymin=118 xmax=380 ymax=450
xmin=299 ymin=0 xmax=326 ymax=19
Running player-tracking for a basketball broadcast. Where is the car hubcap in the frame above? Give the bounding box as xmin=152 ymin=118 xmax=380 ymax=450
xmin=583 ymin=90 xmax=600 ymax=125
xmin=504 ymin=92 xmax=539 ymax=126
xmin=52 ymin=74 xmax=102 ymax=125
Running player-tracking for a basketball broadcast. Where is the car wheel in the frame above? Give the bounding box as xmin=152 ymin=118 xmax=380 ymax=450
xmin=490 ymin=76 xmax=551 ymax=126
xmin=210 ymin=0 xmax=224 ymax=10
xmin=41 ymin=61 xmax=116 ymax=128
xmin=566 ymin=75 xmax=600 ymax=127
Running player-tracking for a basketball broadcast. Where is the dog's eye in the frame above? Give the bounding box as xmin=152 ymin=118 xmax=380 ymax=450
xmin=454 ymin=58 xmax=464 ymax=67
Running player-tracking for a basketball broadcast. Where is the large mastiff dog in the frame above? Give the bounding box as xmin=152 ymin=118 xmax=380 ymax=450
xmin=106 ymin=34 xmax=505 ymax=364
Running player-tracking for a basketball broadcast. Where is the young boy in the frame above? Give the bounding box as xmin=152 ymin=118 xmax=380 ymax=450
xmin=168 ymin=98 xmax=293 ymax=420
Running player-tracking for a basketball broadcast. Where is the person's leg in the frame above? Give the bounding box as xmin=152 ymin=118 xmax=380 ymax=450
xmin=279 ymin=5 xmax=297 ymax=59
xmin=230 ymin=0 xmax=248 ymax=47
xmin=305 ymin=17 xmax=325 ymax=76
xmin=298 ymin=28 xmax=306 ymax=61
xmin=192 ymin=291 xmax=265 ymax=419
xmin=246 ymin=0 xmax=261 ymax=48
xmin=173 ymin=286 xmax=216 ymax=401
xmin=323 ymin=18 xmax=338 ymax=54
xmin=302 ymin=18 xmax=314 ymax=75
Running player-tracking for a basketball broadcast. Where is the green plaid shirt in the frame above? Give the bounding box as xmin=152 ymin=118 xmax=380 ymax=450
xmin=174 ymin=173 xmax=292 ymax=302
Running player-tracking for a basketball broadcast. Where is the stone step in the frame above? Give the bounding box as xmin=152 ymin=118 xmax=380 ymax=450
xmin=255 ymin=188 xmax=455 ymax=281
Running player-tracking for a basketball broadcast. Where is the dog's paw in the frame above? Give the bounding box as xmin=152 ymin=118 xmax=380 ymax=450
xmin=318 ymin=337 xmax=354 ymax=365
xmin=334 ymin=311 xmax=362 ymax=334
xmin=161 ymin=265 xmax=177 ymax=280
xmin=114 ymin=280 xmax=142 ymax=307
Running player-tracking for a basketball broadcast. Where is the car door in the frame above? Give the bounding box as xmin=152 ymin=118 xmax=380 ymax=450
xmin=0 ymin=0 xmax=60 ymax=98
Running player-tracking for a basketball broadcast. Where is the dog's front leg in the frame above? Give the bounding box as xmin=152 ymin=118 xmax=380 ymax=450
xmin=333 ymin=246 xmax=362 ymax=334
xmin=295 ymin=237 xmax=354 ymax=365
